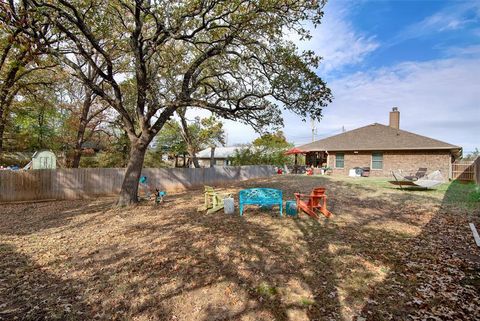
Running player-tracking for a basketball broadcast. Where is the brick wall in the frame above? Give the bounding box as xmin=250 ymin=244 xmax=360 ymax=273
xmin=327 ymin=150 xmax=452 ymax=179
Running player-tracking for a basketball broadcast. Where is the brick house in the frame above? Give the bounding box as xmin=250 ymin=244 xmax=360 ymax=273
xmin=297 ymin=108 xmax=462 ymax=178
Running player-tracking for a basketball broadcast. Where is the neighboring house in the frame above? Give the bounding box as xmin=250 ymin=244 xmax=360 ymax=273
xmin=196 ymin=146 xmax=240 ymax=167
xmin=81 ymin=140 xmax=104 ymax=153
xmin=24 ymin=150 xmax=57 ymax=170
xmin=297 ymin=108 xmax=462 ymax=178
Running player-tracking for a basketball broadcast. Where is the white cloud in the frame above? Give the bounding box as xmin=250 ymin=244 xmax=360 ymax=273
xmin=285 ymin=56 xmax=480 ymax=152
xmin=395 ymin=1 xmax=480 ymax=42
xmin=290 ymin=1 xmax=379 ymax=73
xmin=444 ymin=44 xmax=480 ymax=57
xmin=224 ymin=55 xmax=480 ymax=152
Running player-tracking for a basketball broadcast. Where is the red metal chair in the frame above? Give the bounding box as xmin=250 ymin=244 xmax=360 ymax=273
xmin=294 ymin=187 xmax=332 ymax=219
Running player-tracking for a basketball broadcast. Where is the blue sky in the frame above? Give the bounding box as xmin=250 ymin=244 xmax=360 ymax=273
xmin=210 ymin=0 xmax=480 ymax=153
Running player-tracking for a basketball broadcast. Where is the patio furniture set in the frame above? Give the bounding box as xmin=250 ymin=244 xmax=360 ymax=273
xmin=197 ymin=186 xmax=332 ymax=219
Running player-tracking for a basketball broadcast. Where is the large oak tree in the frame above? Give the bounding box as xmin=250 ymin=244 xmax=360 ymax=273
xmin=30 ymin=0 xmax=332 ymax=206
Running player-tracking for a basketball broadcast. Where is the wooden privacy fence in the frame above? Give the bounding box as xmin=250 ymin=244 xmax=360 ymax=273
xmin=451 ymin=157 xmax=480 ymax=183
xmin=0 ymin=165 xmax=274 ymax=203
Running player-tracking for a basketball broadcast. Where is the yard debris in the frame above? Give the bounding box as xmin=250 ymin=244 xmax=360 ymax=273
xmin=0 ymin=176 xmax=479 ymax=320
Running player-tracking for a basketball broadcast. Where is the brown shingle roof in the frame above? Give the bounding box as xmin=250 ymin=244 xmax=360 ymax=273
xmin=298 ymin=123 xmax=461 ymax=152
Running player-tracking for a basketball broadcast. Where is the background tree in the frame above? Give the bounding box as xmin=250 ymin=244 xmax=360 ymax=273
xmin=155 ymin=115 xmax=225 ymax=167
xmin=31 ymin=0 xmax=332 ymax=205
xmin=462 ymin=148 xmax=479 ymax=161
xmin=198 ymin=115 xmax=225 ymax=168
xmin=91 ymin=115 xmax=131 ymax=168
xmin=155 ymin=120 xmax=188 ymax=167
xmin=2 ymin=64 xmax=109 ymax=168
xmin=177 ymin=108 xmax=201 ymax=167
xmin=7 ymin=85 xmax=60 ymax=151
xmin=0 ymin=1 xmax=56 ymax=156
xmin=57 ymin=65 xmax=109 ymax=168
xmin=177 ymin=113 xmax=225 ymax=168
xmin=231 ymin=131 xmax=294 ymax=166
xmin=252 ymin=131 xmax=292 ymax=151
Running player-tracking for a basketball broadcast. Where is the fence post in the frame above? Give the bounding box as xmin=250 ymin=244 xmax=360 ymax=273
xmin=475 ymin=157 xmax=480 ymax=185
xmin=449 ymin=158 xmax=452 ymax=180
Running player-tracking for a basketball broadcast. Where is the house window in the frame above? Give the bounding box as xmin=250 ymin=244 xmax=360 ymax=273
xmin=372 ymin=152 xmax=383 ymax=170
xmin=335 ymin=153 xmax=344 ymax=168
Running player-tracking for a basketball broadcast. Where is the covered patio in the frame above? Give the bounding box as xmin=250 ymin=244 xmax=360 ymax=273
xmin=285 ymin=147 xmax=330 ymax=174
xmin=305 ymin=150 xmax=329 ymax=168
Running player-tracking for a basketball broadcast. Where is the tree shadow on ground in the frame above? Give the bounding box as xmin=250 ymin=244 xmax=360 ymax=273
xmin=71 ymin=202 xmax=338 ymax=320
xmin=69 ymin=176 xmax=443 ymax=320
xmin=244 ymin=176 xmax=479 ymax=320
xmin=0 ymin=199 xmax=113 ymax=236
xmin=357 ymin=179 xmax=480 ymax=320
xmin=0 ymin=243 xmax=90 ymax=320
xmin=1 ymin=176 xmax=479 ymax=320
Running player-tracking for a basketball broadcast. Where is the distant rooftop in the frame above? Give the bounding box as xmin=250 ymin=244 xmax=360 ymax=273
xmin=196 ymin=146 xmax=242 ymax=159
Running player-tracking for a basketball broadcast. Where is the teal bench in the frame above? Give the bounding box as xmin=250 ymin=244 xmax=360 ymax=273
xmin=239 ymin=188 xmax=283 ymax=216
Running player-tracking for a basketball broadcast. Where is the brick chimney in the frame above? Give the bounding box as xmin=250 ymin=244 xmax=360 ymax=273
xmin=389 ymin=107 xmax=400 ymax=129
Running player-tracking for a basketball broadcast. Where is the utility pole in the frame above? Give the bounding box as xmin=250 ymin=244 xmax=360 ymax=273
xmin=311 ymin=118 xmax=317 ymax=142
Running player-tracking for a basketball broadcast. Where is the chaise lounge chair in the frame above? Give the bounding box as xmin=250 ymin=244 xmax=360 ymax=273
xmin=390 ymin=170 xmax=444 ymax=190
xmin=403 ymin=167 xmax=428 ymax=181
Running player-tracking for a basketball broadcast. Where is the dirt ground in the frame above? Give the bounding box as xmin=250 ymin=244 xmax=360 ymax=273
xmin=1 ymin=175 xmax=479 ymax=321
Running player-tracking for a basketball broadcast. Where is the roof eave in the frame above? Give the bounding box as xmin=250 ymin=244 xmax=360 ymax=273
xmin=301 ymin=146 xmax=462 ymax=152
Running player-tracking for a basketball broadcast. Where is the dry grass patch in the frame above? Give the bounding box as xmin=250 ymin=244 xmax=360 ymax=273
xmin=0 ymin=175 xmax=479 ymax=321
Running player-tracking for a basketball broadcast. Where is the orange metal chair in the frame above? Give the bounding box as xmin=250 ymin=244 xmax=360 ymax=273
xmin=294 ymin=187 xmax=332 ymax=219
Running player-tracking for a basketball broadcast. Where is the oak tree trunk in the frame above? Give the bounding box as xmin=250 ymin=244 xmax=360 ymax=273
xmin=0 ymin=89 xmax=15 ymax=158
xmin=71 ymin=91 xmax=92 ymax=168
xmin=210 ymin=146 xmax=216 ymax=167
xmin=189 ymin=148 xmax=200 ymax=168
xmin=0 ymin=54 xmax=23 ymax=158
xmin=0 ymin=121 xmax=5 ymax=156
xmin=116 ymin=139 xmax=148 ymax=206
xmin=0 ymin=98 xmax=7 ymax=156
xmin=178 ymin=111 xmax=200 ymax=168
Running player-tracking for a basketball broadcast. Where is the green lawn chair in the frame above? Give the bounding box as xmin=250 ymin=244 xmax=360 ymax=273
xmin=197 ymin=186 xmax=232 ymax=214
